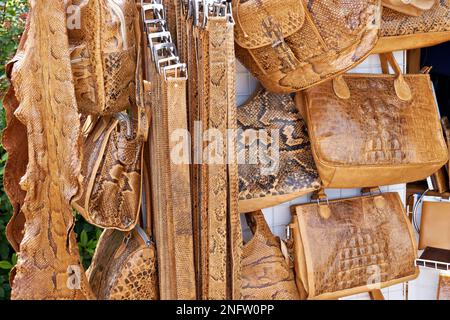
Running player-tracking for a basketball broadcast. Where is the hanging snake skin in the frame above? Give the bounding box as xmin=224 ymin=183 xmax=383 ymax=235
xmin=8 ymin=0 xmax=94 ymax=299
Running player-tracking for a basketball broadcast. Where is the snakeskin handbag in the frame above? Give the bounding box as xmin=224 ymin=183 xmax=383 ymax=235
xmin=241 ymin=211 xmax=300 ymax=300
xmin=382 ymin=0 xmax=436 ymax=16
xmin=374 ymin=0 xmax=450 ymax=53
xmin=232 ymin=0 xmax=381 ymax=93
xmin=68 ymin=0 xmax=140 ymax=116
xmin=72 ymin=114 xmax=144 ymax=231
xmin=237 ymin=87 xmax=321 ymax=213
xmin=87 ymin=188 xmax=159 ymax=300
xmin=296 ymin=53 xmax=448 ymax=188
xmin=289 ymin=191 xmax=419 ymax=300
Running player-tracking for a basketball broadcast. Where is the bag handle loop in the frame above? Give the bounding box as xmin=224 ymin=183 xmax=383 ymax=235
xmin=332 ymin=52 xmax=412 ymax=101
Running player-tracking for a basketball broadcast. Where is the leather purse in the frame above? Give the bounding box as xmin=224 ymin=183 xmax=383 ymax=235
xmin=418 ymin=200 xmax=450 ymax=250
xmin=296 ymin=53 xmax=448 ymax=188
xmin=374 ymin=0 xmax=450 ymax=53
xmin=72 ymin=114 xmax=144 ymax=231
xmin=87 ymin=180 xmax=159 ymax=300
xmin=241 ymin=211 xmax=300 ymax=300
xmin=289 ymin=191 xmax=419 ymax=300
xmin=68 ymin=0 xmax=140 ymax=116
xmin=382 ymin=0 xmax=436 ymax=16
xmin=237 ymin=87 xmax=321 ymax=213
xmin=232 ymin=0 xmax=381 ymax=93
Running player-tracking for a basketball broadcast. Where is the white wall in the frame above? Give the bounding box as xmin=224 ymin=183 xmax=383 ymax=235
xmin=236 ymin=53 xmax=441 ymax=300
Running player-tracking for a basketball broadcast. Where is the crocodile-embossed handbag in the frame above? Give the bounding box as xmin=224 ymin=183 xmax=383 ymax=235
xmin=382 ymin=0 xmax=436 ymax=16
xmin=232 ymin=0 xmax=381 ymax=93
xmin=374 ymin=0 xmax=450 ymax=53
xmin=237 ymin=87 xmax=321 ymax=213
xmin=296 ymin=53 xmax=448 ymax=188
xmin=290 ymin=191 xmax=419 ymax=300
xmin=68 ymin=0 xmax=140 ymax=116
xmin=241 ymin=211 xmax=300 ymax=300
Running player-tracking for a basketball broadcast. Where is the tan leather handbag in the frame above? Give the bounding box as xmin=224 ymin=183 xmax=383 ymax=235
xmin=382 ymin=0 xmax=436 ymax=16
xmin=68 ymin=0 xmax=140 ymax=116
xmin=237 ymin=87 xmax=321 ymax=213
xmin=374 ymin=0 xmax=450 ymax=53
xmin=290 ymin=191 xmax=419 ymax=300
xmin=296 ymin=53 xmax=448 ymax=188
xmin=241 ymin=211 xmax=300 ymax=300
xmin=232 ymin=0 xmax=381 ymax=93
xmin=72 ymin=114 xmax=144 ymax=231
xmin=87 ymin=191 xmax=159 ymax=300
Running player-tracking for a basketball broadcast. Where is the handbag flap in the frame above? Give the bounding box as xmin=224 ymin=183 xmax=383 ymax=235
xmin=233 ymin=0 xmax=305 ymax=49
xmin=294 ymin=193 xmax=418 ymax=299
xmin=382 ymin=0 xmax=436 ymax=16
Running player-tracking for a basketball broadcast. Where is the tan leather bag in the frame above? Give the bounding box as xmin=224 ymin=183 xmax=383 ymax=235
xmin=438 ymin=273 xmax=450 ymax=300
xmin=290 ymin=192 xmax=419 ymax=300
xmin=72 ymin=115 xmax=144 ymax=231
xmin=418 ymin=201 xmax=450 ymax=251
xmin=87 ymin=208 xmax=158 ymax=300
xmin=374 ymin=0 xmax=450 ymax=53
xmin=296 ymin=53 xmax=448 ymax=188
xmin=232 ymin=0 xmax=381 ymax=93
xmin=237 ymin=87 xmax=321 ymax=213
xmin=241 ymin=211 xmax=300 ymax=300
xmin=68 ymin=0 xmax=140 ymax=116
xmin=382 ymin=0 xmax=436 ymax=16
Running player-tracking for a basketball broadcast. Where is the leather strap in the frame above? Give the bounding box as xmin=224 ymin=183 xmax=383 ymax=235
xmin=369 ymin=289 xmax=385 ymax=300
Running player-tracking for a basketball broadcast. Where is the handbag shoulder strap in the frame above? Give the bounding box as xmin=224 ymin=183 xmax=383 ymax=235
xmin=245 ymin=211 xmax=275 ymax=242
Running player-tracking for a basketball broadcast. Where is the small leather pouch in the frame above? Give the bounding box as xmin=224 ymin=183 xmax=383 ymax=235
xmin=418 ymin=200 xmax=450 ymax=250
xmin=290 ymin=191 xmax=419 ymax=299
xmin=241 ymin=211 xmax=300 ymax=300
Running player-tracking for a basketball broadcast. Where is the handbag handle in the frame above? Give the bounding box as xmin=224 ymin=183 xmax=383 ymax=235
xmin=378 ymin=52 xmax=412 ymax=101
xmin=332 ymin=52 xmax=412 ymax=101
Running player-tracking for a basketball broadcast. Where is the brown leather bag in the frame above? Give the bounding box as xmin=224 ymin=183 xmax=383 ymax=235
xmin=232 ymin=0 xmax=381 ymax=93
xmin=237 ymin=87 xmax=321 ymax=213
xmin=72 ymin=114 xmax=144 ymax=231
xmin=374 ymin=0 xmax=450 ymax=53
xmin=296 ymin=53 xmax=448 ymax=188
xmin=290 ymin=191 xmax=419 ymax=300
xmin=87 ymin=193 xmax=158 ymax=300
xmin=418 ymin=200 xmax=450 ymax=251
xmin=241 ymin=211 xmax=300 ymax=300
xmin=68 ymin=0 xmax=140 ymax=116
xmin=382 ymin=0 xmax=436 ymax=16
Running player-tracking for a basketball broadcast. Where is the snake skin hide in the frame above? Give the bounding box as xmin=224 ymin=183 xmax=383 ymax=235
xmin=8 ymin=0 xmax=94 ymax=299
xmin=233 ymin=0 xmax=381 ymax=93
xmin=3 ymin=15 xmax=30 ymax=254
xmin=291 ymin=192 xmax=419 ymax=300
xmin=237 ymin=88 xmax=321 ymax=213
